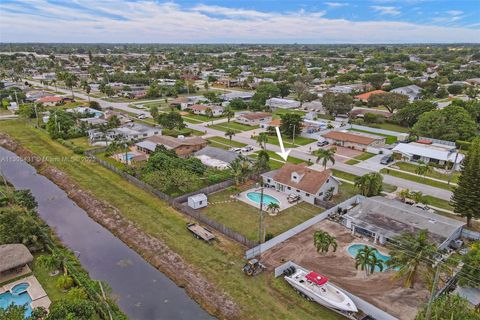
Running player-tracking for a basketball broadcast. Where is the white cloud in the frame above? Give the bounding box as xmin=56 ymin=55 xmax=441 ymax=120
xmin=324 ymin=2 xmax=348 ymax=8
xmin=447 ymin=10 xmax=463 ymax=16
xmin=370 ymin=6 xmax=401 ymax=16
xmin=0 ymin=1 xmax=478 ymax=44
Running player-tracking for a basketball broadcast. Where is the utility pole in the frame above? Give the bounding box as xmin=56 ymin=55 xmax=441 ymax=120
xmin=292 ymin=124 xmax=296 ymax=146
xmin=34 ymin=103 xmax=39 ymax=128
xmin=425 ymin=262 xmax=442 ymax=320
xmin=258 ymin=177 xmax=265 ymax=245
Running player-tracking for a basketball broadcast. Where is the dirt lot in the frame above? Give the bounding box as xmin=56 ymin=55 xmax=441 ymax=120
xmin=261 ymin=219 xmax=429 ymax=320
xmin=330 ymin=146 xmax=363 ymax=163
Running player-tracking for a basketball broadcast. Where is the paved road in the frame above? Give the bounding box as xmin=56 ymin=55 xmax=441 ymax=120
xmin=30 ymin=79 xmax=453 ymax=199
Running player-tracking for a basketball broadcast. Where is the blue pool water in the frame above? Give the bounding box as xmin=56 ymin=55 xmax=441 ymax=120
xmin=246 ymin=192 xmax=280 ymax=206
xmin=122 ymin=153 xmax=134 ymax=161
xmin=0 ymin=283 xmax=32 ymax=318
xmin=347 ymin=244 xmax=395 ymax=272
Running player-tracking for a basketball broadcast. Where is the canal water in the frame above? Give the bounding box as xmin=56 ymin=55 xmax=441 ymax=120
xmin=0 ymin=147 xmax=212 ymax=320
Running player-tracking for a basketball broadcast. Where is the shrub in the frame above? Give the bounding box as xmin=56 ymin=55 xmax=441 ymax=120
xmin=56 ymin=275 xmax=74 ymax=290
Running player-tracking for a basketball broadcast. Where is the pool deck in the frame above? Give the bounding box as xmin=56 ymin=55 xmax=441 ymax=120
xmin=236 ymin=187 xmax=299 ymax=212
xmin=1 ymin=275 xmax=51 ymax=311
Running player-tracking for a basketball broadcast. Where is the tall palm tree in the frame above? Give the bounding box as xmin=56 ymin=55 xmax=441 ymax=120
xmin=313 ymin=230 xmax=338 ymax=254
xmin=314 ymin=147 xmax=336 ymax=169
xmin=228 ymin=156 xmax=252 ymax=185
xmin=64 ymin=72 xmax=78 ymax=99
xmin=51 ymin=79 xmax=57 ymax=93
xmin=256 ymin=132 xmax=269 ymax=150
xmin=387 ymin=230 xmax=437 ymax=289
xmin=415 ymin=161 xmax=431 ymax=180
xmin=355 ymin=246 xmax=384 ymax=276
xmin=205 ymin=108 xmax=214 ymax=125
xmin=223 ymin=106 xmax=234 ymax=123
xmin=254 ymin=150 xmax=270 ymax=174
xmin=224 ymin=129 xmax=235 ymax=146
xmin=354 ymin=172 xmax=383 ymax=197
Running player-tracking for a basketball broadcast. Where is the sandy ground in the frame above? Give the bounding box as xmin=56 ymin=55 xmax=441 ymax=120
xmin=261 ymin=219 xmax=429 ymax=320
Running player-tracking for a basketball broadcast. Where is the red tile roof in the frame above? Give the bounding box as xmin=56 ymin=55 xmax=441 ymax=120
xmin=273 ymin=163 xmax=332 ymax=194
xmin=238 ymin=112 xmax=272 ymax=121
xmin=323 ymin=131 xmax=383 ymax=145
xmin=354 ymin=90 xmax=386 ymax=101
xmin=36 ymin=96 xmax=63 ymax=103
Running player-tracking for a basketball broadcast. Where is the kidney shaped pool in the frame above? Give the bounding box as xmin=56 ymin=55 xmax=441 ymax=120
xmin=246 ymin=192 xmax=280 ymax=206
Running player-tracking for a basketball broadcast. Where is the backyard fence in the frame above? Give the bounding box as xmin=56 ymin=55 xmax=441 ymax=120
xmin=86 ymin=151 xmax=257 ymax=248
xmin=245 ymin=195 xmax=364 ymax=259
xmin=462 ymin=229 xmax=480 ymax=240
xmin=172 ymin=201 xmax=258 ymax=248
xmin=348 ymin=124 xmax=406 ymax=138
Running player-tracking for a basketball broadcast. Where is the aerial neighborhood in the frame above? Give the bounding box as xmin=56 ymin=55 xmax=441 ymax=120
xmin=1 ymin=42 xmax=479 ymax=320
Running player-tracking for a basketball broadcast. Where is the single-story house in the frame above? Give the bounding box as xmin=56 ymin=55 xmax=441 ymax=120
xmin=260 ymin=118 xmax=281 ymax=129
xmin=391 ymin=85 xmax=422 ymax=102
xmin=262 ymin=163 xmax=339 ymax=205
xmin=392 ymin=141 xmax=464 ymax=170
xmin=194 ymin=146 xmax=239 ymax=169
xmin=189 ymin=104 xmax=224 ymax=117
xmin=343 ymin=196 xmax=466 ymax=249
xmin=79 ymin=117 xmax=108 ymax=127
xmin=221 ymin=92 xmax=254 ymax=102
xmin=235 ymin=112 xmax=273 ymax=126
xmin=88 ymin=123 xmax=161 ymax=143
xmin=322 ymin=130 xmax=386 ymax=151
xmin=354 ymin=90 xmax=386 ymax=102
xmin=67 ymin=106 xmax=104 ymax=118
xmin=35 ymin=96 xmax=64 ymax=106
xmin=136 ymin=135 xmax=207 ymax=157
xmin=104 ymin=110 xmax=131 ymax=125
xmin=0 ymin=244 xmax=33 ymax=278
xmin=266 ymin=98 xmax=300 ymax=110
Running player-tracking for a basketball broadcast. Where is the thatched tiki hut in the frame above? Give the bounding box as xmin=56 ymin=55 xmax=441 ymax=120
xmin=0 ymin=244 xmax=34 ymax=277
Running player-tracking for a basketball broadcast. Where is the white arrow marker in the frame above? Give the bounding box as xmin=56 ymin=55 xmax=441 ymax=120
xmin=275 ymin=126 xmax=291 ymax=162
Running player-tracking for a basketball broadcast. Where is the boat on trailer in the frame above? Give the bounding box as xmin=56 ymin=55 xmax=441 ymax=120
xmin=283 ymin=265 xmax=358 ymax=313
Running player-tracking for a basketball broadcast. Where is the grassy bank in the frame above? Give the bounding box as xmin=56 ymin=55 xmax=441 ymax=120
xmin=380 ymin=168 xmax=454 ymax=191
xmin=393 ymin=162 xmax=459 ymax=184
xmin=0 ymin=119 xmax=342 ymax=320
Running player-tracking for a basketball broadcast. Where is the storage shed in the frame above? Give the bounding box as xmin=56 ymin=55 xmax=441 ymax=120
xmin=188 ymin=193 xmax=208 ymax=209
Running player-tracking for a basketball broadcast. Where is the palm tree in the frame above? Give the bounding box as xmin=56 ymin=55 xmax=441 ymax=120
xmin=387 ymin=230 xmax=437 ymax=289
xmin=355 ymin=246 xmax=384 ymax=276
xmin=64 ymin=72 xmax=78 ymax=99
xmin=313 ymin=230 xmax=338 ymax=254
xmin=205 ymin=108 xmax=214 ymax=125
xmin=256 ymin=132 xmax=269 ymax=150
xmin=398 ymin=188 xmax=411 ymax=202
xmin=267 ymin=202 xmax=280 ymax=214
xmin=314 ymin=147 xmax=336 ymax=169
xmin=415 ymin=161 xmax=431 ymax=180
xmin=228 ymin=156 xmax=252 ymax=185
xmin=254 ymin=150 xmax=270 ymax=174
xmin=223 ymin=106 xmax=234 ymax=123
xmin=224 ymin=129 xmax=235 ymax=146
xmin=354 ymin=172 xmax=383 ymax=197
xmin=51 ymin=79 xmax=57 ymax=93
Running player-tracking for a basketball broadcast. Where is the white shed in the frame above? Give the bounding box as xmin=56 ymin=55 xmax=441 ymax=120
xmin=188 ymin=193 xmax=208 ymax=209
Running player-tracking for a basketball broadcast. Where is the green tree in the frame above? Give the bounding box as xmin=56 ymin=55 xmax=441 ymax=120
xmin=149 ymin=105 xmax=159 ymax=120
xmin=321 ymin=92 xmax=353 ymax=116
xmin=89 ymin=101 xmax=101 ymax=110
xmin=157 ymin=111 xmax=185 ymax=130
xmin=457 ymin=241 xmax=480 ymax=288
xmin=228 ymin=98 xmax=246 ymax=110
xmin=452 ymin=138 xmax=480 ymax=227
xmin=355 ymin=245 xmax=384 ymax=276
xmin=228 ymin=156 xmax=252 ymax=185
xmin=224 ymin=129 xmax=235 ymax=146
xmin=46 ymin=110 xmax=76 ymax=139
xmin=56 ymin=275 xmax=74 ymax=290
xmin=0 ymin=305 xmax=26 ymax=320
xmin=354 ymin=172 xmax=383 ymax=197
xmin=447 ymin=84 xmax=464 ymax=95
xmin=254 ymin=150 xmax=270 ymax=174
xmin=12 ymin=189 xmax=37 ymax=210
xmin=256 ymin=132 xmax=269 ymax=150
xmin=415 ymin=294 xmax=478 ymax=320
xmin=415 ymin=161 xmax=432 ymax=180
xmin=314 ymin=147 xmax=336 ymax=169
xmin=267 ymin=202 xmax=280 ymax=214
xmin=63 ymin=72 xmax=78 ymax=99
xmin=47 ymin=297 xmax=96 ymax=320
xmin=277 ymin=82 xmax=291 ymax=98
xmin=293 ymin=80 xmax=309 ymax=107
xmin=279 ymin=113 xmax=302 ymax=138
xmin=368 ymin=92 xmax=409 ymax=113
xmin=412 ymin=105 xmax=477 ymax=142
xmin=364 ymin=73 xmax=386 ymax=89
xmin=387 ymin=230 xmax=437 ymax=289
xmin=222 ymin=106 xmax=234 ymax=123
xmin=394 ymin=101 xmax=437 ymax=128
xmin=205 ymin=107 xmax=214 ymax=125
xmin=313 ymin=230 xmax=338 ymax=254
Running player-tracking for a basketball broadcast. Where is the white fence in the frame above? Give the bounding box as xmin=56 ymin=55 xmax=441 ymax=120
xmin=348 ymin=124 xmax=405 ymax=138
xmin=245 ymin=195 xmax=364 ymax=259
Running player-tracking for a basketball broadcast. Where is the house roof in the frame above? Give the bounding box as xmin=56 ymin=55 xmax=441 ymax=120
xmin=238 ymin=112 xmax=272 ymax=121
xmin=189 ymin=193 xmax=207 ymax=202
xmin=392 ymin=142 xmax=464 ymax=163
xmin=354 ymin=90 xmax=386 ymax=100
xmin=194 ymin=146 xmax=239 ymax=163
xmin=36 ymin=96 xmax=63 ymax=103
xmin=323 ymin=130 xmax=384 ymax=145
xmin=268 ymin=163 xmax=333 ymax=194
xmin=345 ymin=196 xmax=465 ymax=245
xmin=0 ymin=244 xmax=33 ymax=273
xmin=138 ymin=135 xmax=207 ymax=151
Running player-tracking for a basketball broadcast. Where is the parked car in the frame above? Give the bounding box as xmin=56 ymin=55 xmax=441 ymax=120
xmin=137 ymin=113 xmax=146 ymax=119
xmin=229 ymin=147 xmax=242 ymax=153
xmin=414 ymin=203 xmax=435 ymax=213
xmin=380 ymin=155 xmax=393 ymax=165
xmin=242 ymin=145 xmax=254 ymax=152
xmin=317 ymin=140 xmax=329 ymax=147
xmin=287 ymin=194 xmax=301 ymax=203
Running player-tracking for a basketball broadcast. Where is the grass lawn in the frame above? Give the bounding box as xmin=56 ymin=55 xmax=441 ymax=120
xmin=331 ymin=169 xmax=397 ymax=193
xmin=0 ymin=119 xmax=342 ymax=320
xmin=423 ymin=196 xmax=454 ymax=211
xmin=209 ymin=122 xmax=258 ymax=133
xmin=393 ymin=162 xmax=459 ymax=184
xmin=183 ymin=113 xmax=227 ymax=123
xmin=272 ymin=109 xmax=306 ymax=119
xmin=67 ymin=137 xmax=97 ymax=151
xmin=203 ymin=185 xmax=324 ymax=241
xmin=345 ymin=152 xmax=376 ymax=165
xmin=254 ymin=135 xmax=316 ymax=148
xmin=163 ymin=127 xmax=205 ymax=137
xmin=207 ymin=136 xmax=247 ymax=150
xmin=380 ymin=168 xmax=455 ymax=191
xmin=249 ymin=150 xmax=306 ymax=170
xmin=348 ymin=128 xmax=398 ymax=144
xmin=362 ymin=122 xmax=410 ymax=133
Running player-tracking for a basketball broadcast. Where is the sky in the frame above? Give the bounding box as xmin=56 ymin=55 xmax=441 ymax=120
xmin=0 ymin=0 xmax=479 ymax=43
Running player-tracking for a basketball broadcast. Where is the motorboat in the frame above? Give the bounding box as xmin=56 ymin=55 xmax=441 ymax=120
xmin=283 ymin=265 xmax=358 ymax=313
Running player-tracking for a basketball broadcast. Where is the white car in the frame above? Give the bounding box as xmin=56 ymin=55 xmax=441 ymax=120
xmin=137 ymin=114 xmax=146 ymax=119
xmin=229 ymin=147 xmax=242 ymax=153
xmin=242 ymin=146 xmax=254 ymax=152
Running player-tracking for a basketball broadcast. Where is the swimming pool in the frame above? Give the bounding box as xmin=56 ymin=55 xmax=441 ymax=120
xmin=121 ymin=152 xmax=135 ymax=161
xmin=347 ymin=244 xmax=394 ymax=272
xmin=246 ymin=192 xmax=280 ymax=206
xmin=0 ymin=283 xmax=32 ymax=318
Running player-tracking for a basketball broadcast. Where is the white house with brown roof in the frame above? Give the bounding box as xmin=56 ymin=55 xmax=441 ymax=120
xmin=136 ymin=135 xmax=207 ymax=157
xmin=262 ymin=163 xmax=339 ymax=205
xmin=235 ymin=112 xmax=273 ymax=126
xmin=322 ymin=130 xmax=385 ymax=151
